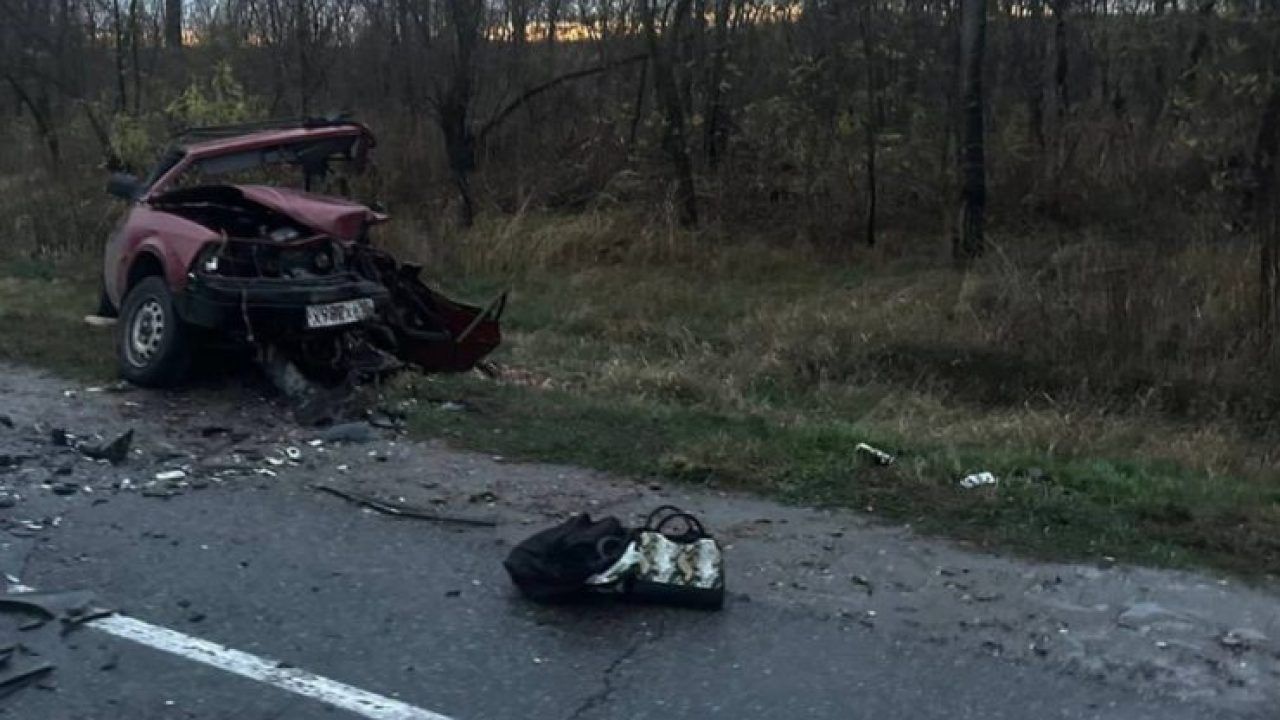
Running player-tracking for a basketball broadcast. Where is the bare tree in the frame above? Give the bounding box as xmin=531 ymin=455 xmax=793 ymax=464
xmin=436 ymin=0 xmax=484 ymax=226
xmin=956 ymin=0 xmax=987 ymax=260
xmin=164 ymin=0 xmax=183 ymax=48
xmin=642 ymin=0 xmax=698 ymax=227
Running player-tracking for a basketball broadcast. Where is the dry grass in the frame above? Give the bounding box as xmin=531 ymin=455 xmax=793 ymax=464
xmin=399 ymin=208 xmax=1280 ymax=573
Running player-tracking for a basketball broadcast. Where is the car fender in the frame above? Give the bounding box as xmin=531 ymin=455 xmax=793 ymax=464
xmin=113 ymin=207 xmax=220 ymax=301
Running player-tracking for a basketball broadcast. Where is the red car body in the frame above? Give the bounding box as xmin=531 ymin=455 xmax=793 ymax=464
xmin=103 ymin=122 xmax=382 ymax=309
xmin=101 ymin=118 xmax=504 ymax=388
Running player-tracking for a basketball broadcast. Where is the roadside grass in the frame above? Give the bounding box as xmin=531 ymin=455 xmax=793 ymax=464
xmin=407 ymin=372 xmax=1279 ymax=573
xmin=397 ymin=210 xmax=1280 ymax=576
xmin=0 ymin=254 xmax=114 ymax=381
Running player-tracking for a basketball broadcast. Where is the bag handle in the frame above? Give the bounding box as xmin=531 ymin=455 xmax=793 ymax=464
xmin=643 ymin=505 xmax=687 ymax=530
xmin=643 ymin=505 xmax=708 ymax=541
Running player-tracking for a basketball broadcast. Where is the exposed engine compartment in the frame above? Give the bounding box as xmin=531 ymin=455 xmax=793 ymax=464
xmin=152 ymin=185 xmax=312 ymax=241
xmin=153 ymin=185 xmax=343 ymax=279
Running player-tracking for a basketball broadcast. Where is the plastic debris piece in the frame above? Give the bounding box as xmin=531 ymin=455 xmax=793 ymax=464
xmin=255 ymin=468 xmax=278 ymax=477
xmin=266 ymin=457 xmax=285 ymax=467
xmin=83 ymin=314 xmax=117 ymax=327
xmin=80 ymin=430 xmax=133 ymax=464
xmin=958 ymin=471 xmax=998 ymax=489
xmin=854 ymin=443 xmax=895 ymax=466
xmin=154 ymin=470 xmax=186 ymax=482
xmin=285 ymin=447 xmax=302 ymax=462
xmin=851 ymin=575 xmax=874 ymax=595
xmin=1220 ymin=628 xmax=1268 ymax=650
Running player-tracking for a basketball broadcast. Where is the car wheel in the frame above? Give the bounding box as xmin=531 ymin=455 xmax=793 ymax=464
xmin=117 ymin=276 xmax=191 ymax=387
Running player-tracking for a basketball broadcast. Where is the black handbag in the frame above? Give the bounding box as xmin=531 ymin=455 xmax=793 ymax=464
xmin=503 ymin=514 xmax=630 ymax=602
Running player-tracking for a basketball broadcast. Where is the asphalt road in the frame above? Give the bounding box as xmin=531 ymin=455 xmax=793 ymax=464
xmin=0 ymin=364 xmax=1274 ymax=719
xmin=0 ymin=488 xmax=1221 ymax=720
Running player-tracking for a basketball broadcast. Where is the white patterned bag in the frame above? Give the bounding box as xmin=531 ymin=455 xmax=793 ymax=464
xmin=585 ymin=506 xmax=725 ymax=610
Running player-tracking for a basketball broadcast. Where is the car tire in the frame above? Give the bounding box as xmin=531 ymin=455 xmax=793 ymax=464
xmin=116 ymin=276 xmax=191 ymax=387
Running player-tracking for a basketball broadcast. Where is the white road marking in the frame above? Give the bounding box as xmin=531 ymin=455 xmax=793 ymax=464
xmin=7 ymin=583 xmax=454 ymax=720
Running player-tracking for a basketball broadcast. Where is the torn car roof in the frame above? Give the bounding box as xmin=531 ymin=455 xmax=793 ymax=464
xmin=178 ymin=124 xmax=373 ymax=158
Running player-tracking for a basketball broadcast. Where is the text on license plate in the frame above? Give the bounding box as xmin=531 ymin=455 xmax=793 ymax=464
xmin=305 ymin=298 xmax=375 ymax=329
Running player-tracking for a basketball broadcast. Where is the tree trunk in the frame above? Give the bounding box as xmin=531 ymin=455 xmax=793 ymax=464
xmin=956 ymin=0 xmax=987 ymax=261
xmin=1026 ymin=0 xmax=1046 ymax=149
xmin=439 ymin=0 xmax=482 ymax=226
xmin=128 ymin=0 xmax=142 ymax=115
xmin=643 ymin=0 xmax=699 ymax=228
xmin=112 ymin=0 xmax=127 ymax=112
xmin=1256 ymin=84 xmax=1280 ymax=342
xmin=861 ymin=0 xmax=879 ymax=248
xmin=628 ymin=59 xmax=649 ymax=151
xmin=703 ymin=0 xmax=732 ymax=169
xmin=164 ymin=0 xmax=183 ymax=48
xmin=1051 ymin=0 xmax=1068 ymax=120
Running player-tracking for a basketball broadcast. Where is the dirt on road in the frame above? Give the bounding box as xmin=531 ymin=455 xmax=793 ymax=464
xmin=0 ymin=362 xmax=1277 ymax=718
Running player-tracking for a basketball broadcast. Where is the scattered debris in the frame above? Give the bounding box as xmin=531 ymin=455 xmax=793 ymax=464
xmin=154 ymin=470 xmax=187 ymax=482
xmin=1117 ymin=601 xmax=1190 ymax=630
xmin=312 ymin=484 xmax=497 ymax=528
xmin=366 ymin=410 xmax=404 ymax=430
xmin=958 ymin=471 xmax=998 ymax=489
xmin=142 ymin=486 xmax=181 ymax=498
xmin=854 ymin=443 xmax=895 ymax=466
xmin=82 ymin=314 xmax=117 ymax=328
xmin=285 ymin=447 xmax=303 ymax=462
xmin=79 ymin=430 xmax=134 ymax=464
xmin=319 ymin=422 xmax=376 ymax=444
xmin=0 ymin=661 xmax=54 ymax=700
xmin=439 ymin=401 xmax=466 ymax=412
xmin=1220 ymin=628 xmax=1269 ymax=651
xmin=851 ymin=575 xmax=874 ymax=595
xmin=0 ymin=589 xmax=102 ymax=630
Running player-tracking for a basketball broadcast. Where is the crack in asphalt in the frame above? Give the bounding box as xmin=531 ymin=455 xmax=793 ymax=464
xmin=565 ymin=616 xmax=668 ymax=720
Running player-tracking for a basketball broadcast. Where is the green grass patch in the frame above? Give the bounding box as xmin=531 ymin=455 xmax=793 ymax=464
xmin=404 ymin=373 xmax=1278 ymax=575
xmin=0 ymin=256 xmax=114 ymax=380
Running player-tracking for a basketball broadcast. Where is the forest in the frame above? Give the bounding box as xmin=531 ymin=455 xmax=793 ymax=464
xmin=3 ymin=0 xmax=1280 ymax=567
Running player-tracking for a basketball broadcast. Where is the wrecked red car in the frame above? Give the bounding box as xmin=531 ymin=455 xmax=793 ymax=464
xmin=100 ymin=117 xmax=502 ymax=388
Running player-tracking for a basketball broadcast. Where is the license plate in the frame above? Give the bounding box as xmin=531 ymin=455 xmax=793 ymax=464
xmin=305 ymin=298 xmax=375 ymax=329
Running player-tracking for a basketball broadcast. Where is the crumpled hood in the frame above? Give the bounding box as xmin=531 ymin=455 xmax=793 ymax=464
xmin=232 ymin=185 xmax=386 ymax=241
